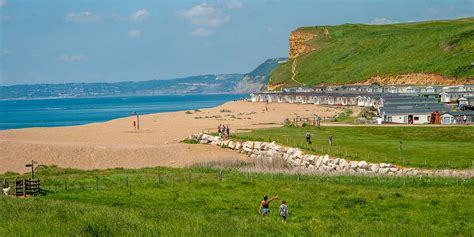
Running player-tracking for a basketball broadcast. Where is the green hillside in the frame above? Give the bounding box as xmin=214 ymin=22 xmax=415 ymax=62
xmin=269 ymin=17 xmax=474 ymax=88
xmin=1 ymin=166 xmax=473 ymax=236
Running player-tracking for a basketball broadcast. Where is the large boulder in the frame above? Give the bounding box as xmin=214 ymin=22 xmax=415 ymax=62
xmin=315 ymin=156 xmax=323 ymax=167
xmin=358 ymin=161 xmax=368 ymax=170
xmin=379 ymin=168 xmax=389 ymax=174
xmin=243 ymin=141 xmax=254 ymax=149
xmin=254 ymin=142 xmax=263 ymax=150
xmin=350 ymin=161 xmax=358 ymax=169
xmin=201 ymin=134 xmax=212 ymax=141
xmin=234 ymin=142 xmax=242 ymax=150
xmin=370 ymin=164 xmax=380 ymax=173
xmin=339 ymin=159 xmax=349 ymax=170
xmin=322 ymin=155 xmax=330 ymax=165
xmin=227 ymin=141 xmax=235 ymax=149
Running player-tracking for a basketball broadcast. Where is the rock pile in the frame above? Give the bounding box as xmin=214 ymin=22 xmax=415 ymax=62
xmin=188 ymin=133 xmax=472 ymax=178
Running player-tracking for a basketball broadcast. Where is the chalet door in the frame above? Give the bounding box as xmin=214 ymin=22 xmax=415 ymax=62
xmin=408 ymin=115 xmax=414 ymax=124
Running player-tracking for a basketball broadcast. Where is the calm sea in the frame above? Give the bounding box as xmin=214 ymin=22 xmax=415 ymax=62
xmin=0 ymin=94 xmax=248 ymax=130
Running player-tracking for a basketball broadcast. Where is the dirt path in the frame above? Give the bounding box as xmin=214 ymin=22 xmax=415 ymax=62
xmin=291 ymin=59 xmax=305 ymax=86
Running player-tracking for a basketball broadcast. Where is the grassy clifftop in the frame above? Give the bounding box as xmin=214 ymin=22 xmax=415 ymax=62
xmin=269 ymin=17 xmax=474 ymax=89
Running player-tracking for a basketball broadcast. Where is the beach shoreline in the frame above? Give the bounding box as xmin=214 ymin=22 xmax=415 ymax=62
xmin=0 ymin=101 xmax=345 ymax=174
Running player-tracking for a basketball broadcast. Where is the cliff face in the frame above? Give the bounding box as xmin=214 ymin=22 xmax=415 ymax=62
xmin=288 ymin=31 xmax=316 ymax=59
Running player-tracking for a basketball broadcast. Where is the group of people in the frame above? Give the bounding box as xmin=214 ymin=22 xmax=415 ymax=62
xmin=456 ymin=115 xmax=468 ymax=124
xmin=218 ymin=124 xmax=230 ymax=139
xmin=305 ymin=131 xmax=334 ymax=146
xmin=259 ymin=195 xmax=289 ymax=223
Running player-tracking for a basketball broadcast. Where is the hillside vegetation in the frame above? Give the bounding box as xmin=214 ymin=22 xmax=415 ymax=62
xmin=269 ymin=17 xmax=474 ymax=89
xmin=1 ymin=166 xmax=473 ymax=236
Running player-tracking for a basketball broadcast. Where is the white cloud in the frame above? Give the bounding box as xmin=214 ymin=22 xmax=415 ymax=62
xmin=176 ymin=3 xmax=232 ymax=28
xmin=58 ymin=54 xmax=86 ymax=62
xmin=226 ymin=1 xmax=243 ymax=9
xmin=370 ymin=17 xmax=395 ymax=25
xmin=130 ymin=9 xmax=150 ymax=22
xmin=0 ymin=0 xmax=5 ymax=8
xmin=65 ymin=12 xmax=101 ymax=23
xmin=191 ymin=28 xmax=214 ymax=37
xmin=128 ymin=29 xmax=141 ymax=39
xmin=177 ymin=3 xmax=240 ymax=37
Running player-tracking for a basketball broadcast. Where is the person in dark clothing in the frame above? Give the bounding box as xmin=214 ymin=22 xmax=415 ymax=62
xmin=259 ymin=195 xmax=279 ymax=216
xmin=306 ymin=131 xmax=312 ymax=144
xmin=226 ymin=126 xmax=230 ymax=138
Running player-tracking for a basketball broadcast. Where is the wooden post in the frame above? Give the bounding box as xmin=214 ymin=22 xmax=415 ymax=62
xmin=96 ymin=177 xmax=99 ymax=191
xmin=158 ymin=175 xmax=161 ymax=184
xmin=125 ymin=176 xmax=129 ymax=187
xmin=23 ymin=179 xmax=26 ymax=197
xmin=64 ymin=180 xmax=68 ymax=190
xmin=188 ymin=173 xmax=192 ymax=183
xmin=247 ymin=172 xmax=250 ymax=179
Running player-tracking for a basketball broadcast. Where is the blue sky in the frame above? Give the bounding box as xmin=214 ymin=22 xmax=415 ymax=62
xmin=0 ymin=0 xmax=472 ymax=85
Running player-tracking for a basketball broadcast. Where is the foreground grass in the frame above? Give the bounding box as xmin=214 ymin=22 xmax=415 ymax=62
xmin=1 ymin=166 xmax=473 ymax=236
xmin=232 ymin=126 xmax=474 ymax=169
xmin=269 ymin=17 xmax=474 ymax=87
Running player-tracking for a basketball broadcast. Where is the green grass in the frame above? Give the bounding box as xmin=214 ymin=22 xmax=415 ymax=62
xmin=232 ymin=126 xmax=474 ymax=169
xmin=1 ymin=166 xmax=473 ymax=236
xmin=269 ymin=17 xmax=474 ymax=88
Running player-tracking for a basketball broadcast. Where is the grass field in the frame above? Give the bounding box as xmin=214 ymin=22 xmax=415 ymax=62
xmin=269 ymin=17 xmax=474 ymax=87
xmin=232 ymin=126 xmax=474 ymax=169
xmin=1 ymin=166 xmax=473 ymax=236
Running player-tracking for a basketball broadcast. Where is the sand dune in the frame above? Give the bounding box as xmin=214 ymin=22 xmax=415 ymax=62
xmin=0 ymin=101 xmax=345 ymax=174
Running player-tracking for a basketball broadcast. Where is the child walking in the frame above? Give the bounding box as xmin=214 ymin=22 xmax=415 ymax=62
xmin=279 ymin=200 xmax=289 ymax=224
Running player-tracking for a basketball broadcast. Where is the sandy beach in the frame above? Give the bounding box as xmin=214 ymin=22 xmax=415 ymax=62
xmin=0 ymin=101 xmax=346 ymax=174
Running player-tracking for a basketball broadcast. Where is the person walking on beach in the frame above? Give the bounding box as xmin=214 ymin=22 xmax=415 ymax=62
xmin=225 ymin=125 xmax=230 ymax=139
xmin=306 ymin=131 xmax=312 ymax=144
xmin=259 ymin=195 xmax=279 ymax=216
xmin=218 ymin=124 xmax=223 ymax=137
xmin=133 ymin=121 xmax=137 ymax=130
xmin=328 ymin=134 xmax=333 ymax=146
xmin=279 ymin=200 xmax=289 ymax=224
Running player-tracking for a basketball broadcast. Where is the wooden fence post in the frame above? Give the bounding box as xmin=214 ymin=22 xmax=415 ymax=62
xmin=96 ymin=177 xmax=99 ymax=191
xmin=23 ymin=179 xmax=26 ymax=197
xmin=188 ymin=173 xmax=192 ymax=183
xmin=126 ymin=176 xmax=129 ymax=187
xmin=64 ymin=180 xmax=68 ymax=190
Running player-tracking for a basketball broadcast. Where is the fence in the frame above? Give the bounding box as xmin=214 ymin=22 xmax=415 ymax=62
xmin=286 ymin=117 xmax=330 ymax=127
xmin=12 ymin=178 xmax=41 ymax=197
xmin=2 ymin=169 xmax=471 ymax=198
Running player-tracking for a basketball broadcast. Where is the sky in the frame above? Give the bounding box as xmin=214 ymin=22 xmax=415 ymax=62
xmin=0 ymin=0 xmax=473 ymax=85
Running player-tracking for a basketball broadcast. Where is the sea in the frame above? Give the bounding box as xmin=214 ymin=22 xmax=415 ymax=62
xmin=0 ymin=94 xmax=248 ymax=130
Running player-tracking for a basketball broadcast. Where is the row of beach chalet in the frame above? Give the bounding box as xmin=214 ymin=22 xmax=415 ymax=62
xmin=250 ymin=84 xmax=474 ymax=125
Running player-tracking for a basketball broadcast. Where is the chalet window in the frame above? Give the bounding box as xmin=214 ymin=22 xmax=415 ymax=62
xmin=414 ymin=116 xmax=419 ymax=121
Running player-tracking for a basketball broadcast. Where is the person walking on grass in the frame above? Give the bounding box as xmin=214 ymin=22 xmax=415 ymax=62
xmin=259 ymin=195 xmax=279 ymax=216
xmin=306 ymin=131 xmax=312 ymax=144
xmin=328 ymin=134 xmax=333 ymax=146
xmin=279 ymin=200 xmax=289 ymax=224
